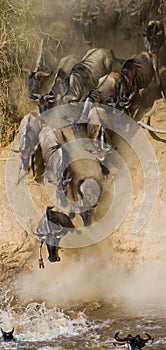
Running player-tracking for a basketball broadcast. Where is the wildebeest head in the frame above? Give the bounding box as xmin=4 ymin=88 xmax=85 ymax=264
xmin=25 ymin=38 xmax=52 ymax=97
xmin=114 ymin=331 xmax=153 ymax=350
xmin=72 ymin=0 xmax=103 ymax=44
xmin=1 ymin=328 xmax=15 ymax=342
xmin=144 ymin=20 xmax=165 ymax=54
xmin=31 ymin=68 xmax=69 ymax=112
xmin=28 ymin=67 xmax=51 ymax=97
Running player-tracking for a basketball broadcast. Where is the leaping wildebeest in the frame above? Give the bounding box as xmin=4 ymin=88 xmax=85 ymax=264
xmin=13 ymin=113 xmax=42 ymax=184
xmin=63 ymin=47 xmax=124 ymax=103
xmin=1 ymin=328 xmax=15 ymax=342
xmin=114 ymin=331 xmax=153 ymax=350
xmin=35 ymin=206 xmax=79 ymax=266
xmin=38 ymin=125 xmax=72 ymax=207
xmin=117 ymin=50 xmax=166 ymax=109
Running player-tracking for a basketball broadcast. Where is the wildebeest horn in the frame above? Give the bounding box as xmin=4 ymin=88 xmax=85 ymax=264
xmin=63 ymin=176 xmax=72 ymax=185
xmin=35 ymin=69 xmax=51 ymax=78
xmin=72 ymin=13 xmax=83 ymax=22
xmin=34 ymin=38 xmax=44 ymax=72
xmin=1 ymin=327 xmax=14 ymax=334
xmin=108 ymin=102 xmax=116 ymax=107
xmin=138 ymin=33 xmax=145 ymax=37
xmin=39 ymin=94 xmax=55 ymax=102
xmin=11 ymin=149 xmax=20 ymax=153
xmin=30 ymin=93 xmax=41 ymax=100
xmin=48 ymin=98 xmax=55 ymax=103
xmin=89 ymin=6 xmax=100 ymax=17
xmin=119 ymin=97 xmax=130 ymax=107
xmin=114 ymin=332 xmax=129 ymax=342
xmin=142 ymin=333 xmax=153 ymax=342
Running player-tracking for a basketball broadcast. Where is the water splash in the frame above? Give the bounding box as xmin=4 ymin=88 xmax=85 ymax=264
xmin=0 ymin=290 xmax=92 ymax=343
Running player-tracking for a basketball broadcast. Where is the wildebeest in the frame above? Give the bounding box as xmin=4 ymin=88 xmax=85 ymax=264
xmin=1 ymin=328 xmax=15 ymax=342
xmin=78 ymin=72 xmax=120 ymax=123
xmin=38 ymin=125 xmax=72 ymax=207
xmin=31 ymin=54 xmax=78 ymax=112
xmin=13 ymin=113 xmax=42 ymax=183
xmin=114 ymin=331 xmax=153 ymax=350
xmin=63 ymin=48 xmax=124 ymax=103
xmin=25 ymin=39 xmax=51 ymax=98
xmin=35 ymin=206 xmax=78 ymax=264
xmin=106 ymin=0 xmax=152 ymax=40
xmin=143 ymin=20 xmax=165 ymax=54
xmin=71 ymin=0 xmax=105 ymax=45
xmin=76 ymin=176 xmax=101 ymax=226
xmin=117 ymin=51 xmax=166 ymax=109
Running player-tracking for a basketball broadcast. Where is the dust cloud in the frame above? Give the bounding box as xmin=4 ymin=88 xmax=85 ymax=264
xmin=16 ymin=245 xmax=166 ymax=314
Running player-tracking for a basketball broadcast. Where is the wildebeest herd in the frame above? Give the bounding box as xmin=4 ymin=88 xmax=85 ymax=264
xmin=12 ymin=0 xmax=166 ymax=269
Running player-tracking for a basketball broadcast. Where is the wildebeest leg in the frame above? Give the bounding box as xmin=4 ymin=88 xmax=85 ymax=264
xmin=77 ymin=98 xmax=93 ymax=124
xmin=56 ymin=188 xmax=68 ymax=208
xmin=152 ymin=55 xmax=166 ymax=101
xmin=31 ymin=153 xmax=35 ymax=178
xmin=126 ymin=85 xmax=138 ymax=107
xmin=80 ymin=209 xmax=90 ymax=226
xmin=38 ymin=241 xmax=44 ymax=269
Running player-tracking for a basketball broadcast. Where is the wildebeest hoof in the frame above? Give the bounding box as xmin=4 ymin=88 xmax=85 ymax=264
xmin=39 ymin=258 xmax=44 ymax=269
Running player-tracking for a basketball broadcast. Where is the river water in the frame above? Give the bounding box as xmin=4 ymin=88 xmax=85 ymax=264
xmin=1 ymin=272 xmax=166 ymax=350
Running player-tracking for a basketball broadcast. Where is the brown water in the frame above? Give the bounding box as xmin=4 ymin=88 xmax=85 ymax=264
xmin=1 ymin=273 xmax=166 ymax=350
